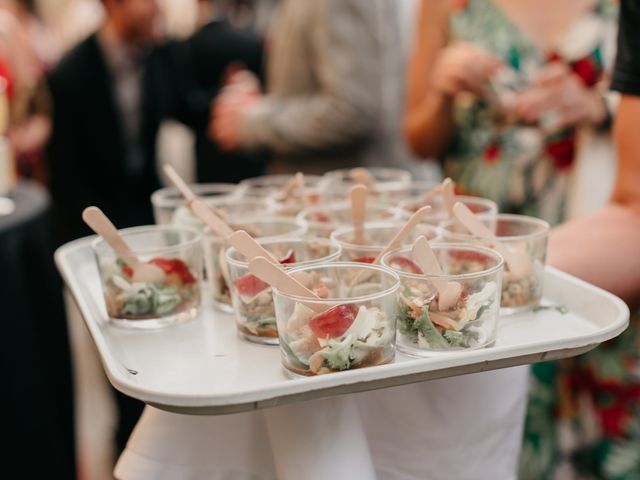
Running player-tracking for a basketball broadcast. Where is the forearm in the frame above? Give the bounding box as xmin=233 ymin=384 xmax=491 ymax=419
xmin=404 ymin=91 xmax=456 ymax=158
xmin=548 ymin=204 xmax=640 ymax=307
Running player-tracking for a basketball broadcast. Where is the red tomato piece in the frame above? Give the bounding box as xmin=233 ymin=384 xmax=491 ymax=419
xmin=387 ymin=256 xmax=422 ymax=274
xmin=309 ymin=303 xmax=358 ymax=339
xmin=149 ymin=258 xmax=196 ymax=284
xmin=353 ymin=256 xmax=375 ymax=264
xmin=233 ymin=273 xmax=270 ymax=301
xmin=279 ymin=249 xmax=297 ymax=264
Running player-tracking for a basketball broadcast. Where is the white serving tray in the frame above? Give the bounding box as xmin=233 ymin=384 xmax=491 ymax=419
xmin=56 ymin=237 xmax=630 ymax=416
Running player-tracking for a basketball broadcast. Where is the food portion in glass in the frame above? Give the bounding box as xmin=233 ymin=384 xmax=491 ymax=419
xmin=150 ymin=183 xmax=238 ymax=225
xmin=238 ymin=173 xmax=322 ymax=201
xmin=208 ymin=217 xmax=307 ymax=312
xmin=440 ymin=214 xmax=549 ymax=314
xmin=226 ymin=238 xmax=341 ymax=344
xmin=398 ymin=195 xmax=498 ymax=227
xmin=331 ymin=222 xmax=439 ymax=264
xmin=382 ymin=244 xmax=503 ymax=355
xmin=93 ymin=226 xmax=203 ymax=328
xmin=297 ymin=201 xmax=399 ymax=238
xmin=273 ymin=263 xmax=399 ymax=376
xmin=318 ymin=167 xmax=412 ymax=203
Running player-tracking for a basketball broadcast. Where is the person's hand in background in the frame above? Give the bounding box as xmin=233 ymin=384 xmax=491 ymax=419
xmin=209 ymin=68 xmax=261 ymax=151
xmin=510 ymin=62 xmax=607 ymax=132
xmin=430 ymin=43 xmax=502 ymax=97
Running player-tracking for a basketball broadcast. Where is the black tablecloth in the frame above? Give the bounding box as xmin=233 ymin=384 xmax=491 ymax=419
xmin=0 ymin=181 xmax=76 ymax=479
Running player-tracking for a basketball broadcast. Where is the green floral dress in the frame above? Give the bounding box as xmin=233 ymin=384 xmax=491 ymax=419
xmin=446 ymin=2 xmax=640 ymax=479
xmin=446 ymin=0 xmax=618 ymax=225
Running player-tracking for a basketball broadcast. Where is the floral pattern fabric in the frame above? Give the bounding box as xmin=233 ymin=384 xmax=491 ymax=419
xmin=446 ymin=0 xmax=618 ymax=225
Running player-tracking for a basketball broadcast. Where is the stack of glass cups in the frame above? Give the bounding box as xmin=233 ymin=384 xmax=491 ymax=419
xmin=382 ymin=244 xmax=503 ymax=355
xmin=440 ymin=214 xmax=550 ymax=314
xmin=225 ymin=238 xmax=341 ymax=344
xmin=331 ymin=221 xmax=440 ymax=263
xmin=93 ymin=225 xmax=203 ymax=329
xmin=272 ymin=262 xmax=400 ymax=376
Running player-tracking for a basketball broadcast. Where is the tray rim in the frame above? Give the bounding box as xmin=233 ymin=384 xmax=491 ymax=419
xmin=55 ymin=236 xmax=630 ymax=415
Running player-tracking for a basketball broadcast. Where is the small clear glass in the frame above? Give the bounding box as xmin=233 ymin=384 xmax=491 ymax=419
xmin=296 ymin=201 xmax=399 ymax=238
xmin=207 ymin=216 xmax=307 ymax=312
xmin=237 ymin=174 xmax=323 ymax=200
xmin=273 ymin=262 xmax=400 ymax=376
xmin=397 ymin=195 xmax=498 ymax=226
xmin=151 ymin=183 xmax=238 ymax=225
xmin=440 ymin=214 xmax=550 ymax=314
xmin=318 ymin=167 xmax=412 ymax=203
xmin=93 ymin=226 xmax=203 ymax=329
xmin=382 ymin=244 xmax=503 ymax=356
xmin=330 ymin=222 xmax=440 ymax=263
xmin=226 ymin=238 xmax=341 ymax=344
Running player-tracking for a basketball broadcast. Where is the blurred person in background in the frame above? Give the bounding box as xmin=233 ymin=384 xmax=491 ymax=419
xmin=405 ymin=0 xmax=617 ymax=225
xmin=47 ymin=0 xmax=167 ymax=455
xmin=209 ymin=0 xmax=418 ymax=176
xmin=404 ymin=1 xmax=628 ymax=478
xmin=170 ymin=0 xmax=265 ymax=183
xmin=0 ymin=0 xmax=59 ymax=183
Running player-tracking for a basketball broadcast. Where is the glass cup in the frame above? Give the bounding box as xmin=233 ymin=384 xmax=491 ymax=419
xmin=226 ymin=238 xmax=342 ymax=345
xmin=440 ymin=214 xmax=550 ymax=314
xmin=273 ymin=262 xmax=400 ymax=376
xmin=207 ymin=216 xmax=307 ymax=312
xmin=318 ymin=167 xmax=412 ymax=203
xmin=330 ymin=221 xmax=440 ymax=263
xmin=296 ymin=201 xmax=399 ymax=238
xmin=151 ymin=183 xmax=239 ymax=225
xmin=237 ymin=174 xmax=323 ymax=199
xmin=397 ymin=195 xmax=498 ymax=227
xmin=381 ymin=244 xmax=503 ymax=356
xmin=93 ymin=226 xmax=203 ymax=329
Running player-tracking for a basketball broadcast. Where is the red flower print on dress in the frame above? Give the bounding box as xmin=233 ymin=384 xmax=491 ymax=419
xmin=546 ymin=138 xmax=575 ymax=171
xmin=452 ymin=0 xmax=468 ymax=11
xmin=484 ymin=143 xmax=501 ymax=164
xmin=572 ymin=56 xmax=600 ymax=87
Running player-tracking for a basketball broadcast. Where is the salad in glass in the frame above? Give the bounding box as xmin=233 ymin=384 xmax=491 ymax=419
xmin=318 ymin=167 xmax=412 ymax=203
xmin=297 ymin=201 xmax=399 ymax=238
xmin=93 ymin=226 xmax=203 ymax=328
xmin=150 ymin=183 xmax=238 ymax=225
xmin=440 ymin=214 xmax=549 ymax=314
xmin=273 ymin=262 xmax=399 ymax=376
xmin=226 ymin=238 xmax=341 ymax=344
xmin=398 ymin=195 xmax=497 ymax=227
xmin=381 ymin=244 xmax=503 ymax=355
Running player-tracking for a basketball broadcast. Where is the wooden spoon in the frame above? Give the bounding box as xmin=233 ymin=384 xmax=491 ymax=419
xmin=350 ymin=184 xmax=368 ymax=245
xmin=249 ymin=257 xmax=326 ymax=312
xmin=442 ymin=178 xmax=456 ymax=217
xmin=411 ymin=236 xmax=462 ymax=311
xmin=82 ymin=206 xmax=166 ymax=284
xmin=370 ymin=205 xmax=432 ymax=265
xmin=349 ymin=167 xmax=376 ymax=189
xmin=228 ymin=230 xmax=279 ymax=264
xmin=453 ymin=202 xmax=532 ymax=278
xmin=163 ymin=164 xmax=234 ymax=239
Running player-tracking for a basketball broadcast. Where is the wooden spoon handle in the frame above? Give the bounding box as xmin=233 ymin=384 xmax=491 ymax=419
xmin=442 ymin=178 xmax=456 ymax=217
xmin=371 ymin=205 xmax=432 ymax=265
xmin=249 ymin=257 xmax=325 ymax=312
xmin=411 ymin=236 xmax=448 ymax=292
xmin=191 ymin=198 xmax=235 ymax=239
xmin=163 ymin=164 xmax=196 ymax=202
xmin=350 ymin=184 xmax=368 ymax=244
xmin=453 ymin=202 xmax=495 ymax=240
xmin=228 ymin=230 xmax=278 ymax=264
xmin=349 ymin=167 xmax=376 ymax=189
xmin=82 ymin=207 xmax=139 ymax=267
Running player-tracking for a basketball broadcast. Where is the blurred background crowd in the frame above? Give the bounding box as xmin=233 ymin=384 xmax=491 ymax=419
xmin=1 ymin=0 xmax=634 ymax=479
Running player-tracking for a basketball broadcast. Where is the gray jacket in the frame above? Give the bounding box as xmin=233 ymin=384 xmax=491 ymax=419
xmin=240 ymin=0 xmax=416 ymax=174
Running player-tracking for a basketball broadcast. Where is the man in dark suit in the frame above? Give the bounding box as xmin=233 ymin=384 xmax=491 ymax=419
xmin=48 ymin=0 xmax=166 ymax=244
xmin=170 ymin=0 xmax=266 ymax=182
xmin=47 ymin=0 xmax=167 ymax=454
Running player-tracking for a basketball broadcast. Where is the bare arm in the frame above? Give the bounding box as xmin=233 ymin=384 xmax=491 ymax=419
xmin=548 ymin=96 xmax=640 ymax=307
xmin=404 ymin=0 xmax=455 ymax=159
